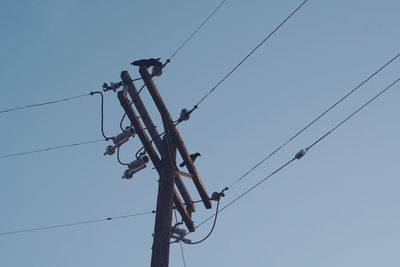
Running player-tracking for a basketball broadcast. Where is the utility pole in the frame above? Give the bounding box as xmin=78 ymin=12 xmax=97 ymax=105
xmin=117 ymin=66 xmax=212 ymax=267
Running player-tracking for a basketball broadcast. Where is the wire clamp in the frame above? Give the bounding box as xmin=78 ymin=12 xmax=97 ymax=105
xmin=210 ymin=187 xmax=228 ymax=201
xmin=102 ymin=81 xmax=123 ymax=92
xmin=295 ymin=149 xmax=307 ymax=160
xmin=171 ymin=225 xmax=191 ymax=244
xmin=176 ymin=108 xmax=191 ymax=123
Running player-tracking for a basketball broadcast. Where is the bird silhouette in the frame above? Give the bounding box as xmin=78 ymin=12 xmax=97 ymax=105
xmin=179 ymin=153 xmax=201 ymax=167
xmin=131 ymin=58 xmax=162 ymax=68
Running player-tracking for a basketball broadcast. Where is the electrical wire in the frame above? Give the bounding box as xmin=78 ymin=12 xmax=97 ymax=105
xmin=305 ymin=77 xmax=400 ymax=151
xmin=90 ymin=91 xmax=113 ymax=140
xmin=117 ymin=146 xmax=129 ymax=166
xmin=185 ymin=196 xmax=222 ymax=245
xmin=0 ymin=93 xmax=90 ymax=115
xmin=179 ymin=234 xmax=187 ymax=267
xmin=0 ymin=210 xmax=155 ymax=237
xmin=1 ymin=90 xmax=116 ymax=160
xmin=227 ymin=52 xmax=400 ymax=189
xmin=196 ymin=157 xmax=297 ymax=230
xmin=194 ymin=77 xmax=400 ymax=231
xmin=173 ymin=210 xmax=187 ymax=267
xmin=119 ymin=112 xmax=128 ymax=132
xmin=133 ymin=120 xmax=181 ymax=159
xmin=169 ymin=0 xmax=228 ymax=59
xmin=121 ymin=0 xmax=229 ymax=130
xmin=0 ymin=139 xmax=105 ymax=159
xmin=0 ymin=0 xmax=228 ymax=117
xmin=193 ymin=0 xmax=309 ymax=108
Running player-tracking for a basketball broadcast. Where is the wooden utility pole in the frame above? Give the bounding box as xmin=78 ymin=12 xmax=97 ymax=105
xmin=117 ymin=67 xmax=212 ymax=267
xmin=151 ymin=134 xmax=176 ymax=267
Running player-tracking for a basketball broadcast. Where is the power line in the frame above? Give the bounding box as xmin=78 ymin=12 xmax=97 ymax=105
xmin=1 ymin=0 xmax=228 ymax=117
xmin=306 ymin=77 xmax=400 ymax=151
xmin=185 ymin=195 xmax=223 ymax=245
xmin=227 ymin=52 xmax=400 ymax=189
xmin=117 ymin=145 xmax=129 ymax=166
xmin=193 ymin=0 xmax=309 ymax=108
xmin=195 ymin=157 xmax=296 ymax=230
xmin=179 ymin=238 xmax=187 ymax=267
xmin=0 ymin=93 xmax=90 ymax=115
xmin=0 ymin=139 xmax=105 ymax=159
xmin=0 ymin=210 xmax=155 ymax=237
xmin=120 ymin=0 xmax=310 ymax=163
xmin=90 ymin=91 xmax=114 ymax=140
xmin=173 ymin=209 xmax=187 ymax=267
xmin=170 ymin=0 xmax=227 ymax=59
xmin=193 ymin=77 xmax=400 ymax=231
xmin=133 ymin=0 xmax=310 ymax=156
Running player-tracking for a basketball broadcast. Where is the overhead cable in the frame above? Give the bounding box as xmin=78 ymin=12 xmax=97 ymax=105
xmin=173 ymin=209 xmax=187 ymax=267
xmin=184 ymin=189 xmax=226 ymax=245
xmin=0 ymin=139 xmax=105 ymax=159
xmin=170 ymin=0 xmax=228 ymax=59
xmin=305 ymin=77 xmax=400 ymax=151
xmin=228 ymin=52 xmax=400 ymax=189
xmin=90 ymin=91 xmax=113 ymax=140
xmin=193 ymin=0 xmax=309 ymax=108
xmin=194 ymin=77 xmax=400 ymax=230
xmin=0 ymin=210 xmax=155 ymax=237
xmin=1 ymin=0 xmax=228 ymax=118
xmin=0 ymin=93 xmax=90 ymax=115
xmin=195 ymin=157 xmax=296 ymax=230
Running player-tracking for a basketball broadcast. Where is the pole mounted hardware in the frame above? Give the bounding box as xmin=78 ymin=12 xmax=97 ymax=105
xmin=104 ymin=126 xmax=136 ymax=156
xmin=122 ymin=154 xmax=150 ymax=179
xmin=112 ymin=66 xmax=212 ymax=267
xmin=103 ymin=81 xmax=123 ymax=92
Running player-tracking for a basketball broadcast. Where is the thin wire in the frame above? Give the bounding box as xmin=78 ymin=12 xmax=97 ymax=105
xmin=185 ymin=198 xmax=221 ymax=245
xmin=0 ymin=139 xmax=105 ymax=159
xmin=228 ymin=52 xmax=400 ymax=189
xmin=173 ymin=210 xmax=187 ymax=267
xmin=195 ymin=77 xmax=400 ymax=230
xmin=170 ymin=0 xmax=227 ymax=59
xmin=196 ymin=157 xmax=296 ymax=230
xmin=121 ymin=0 xmax=229 ymax=130
xmin=0 ymin=93 xmax=90 ymax=114
xmin=117 ymin=146 xmax=129 ymax=166
xmin=133 ymin=121 xmax=180 ymax=159
xmin=194 ymin=0 xmax=309 ymax=107
xmin=90 ymin=91 xmax=113 ymax=140
xmin=119 ymin=112 xmax=128 ymax=132
xmin=0 ymin=0 xmax=227 ymax=116
xmin=179 ymin=236 xmax=187 ymax=267
xmin=0 ymin=210 xmax=155 ymax=237
xmin=306 ymin=77 xmax=400 ymax=151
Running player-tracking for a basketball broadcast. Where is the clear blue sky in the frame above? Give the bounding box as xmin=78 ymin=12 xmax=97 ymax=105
xmin=1 ymin=1 xmax=399 ymax=266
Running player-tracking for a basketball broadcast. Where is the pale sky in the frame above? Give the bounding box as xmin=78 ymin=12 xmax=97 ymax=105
xmin=0 ymin=1 xmax=399 ymax=266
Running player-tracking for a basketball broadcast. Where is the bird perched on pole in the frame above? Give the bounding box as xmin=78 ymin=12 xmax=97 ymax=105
xmin=179 ymin=153 xmax=201 ymax=167
xmin=131 ymin=58 xmax=163 ymax=76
